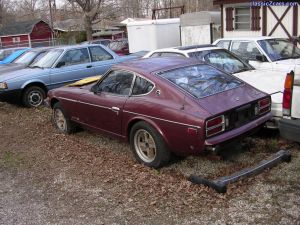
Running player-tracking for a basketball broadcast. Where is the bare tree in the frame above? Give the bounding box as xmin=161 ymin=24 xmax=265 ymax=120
xmin=67 ymin=0 xmax=103 ymax=40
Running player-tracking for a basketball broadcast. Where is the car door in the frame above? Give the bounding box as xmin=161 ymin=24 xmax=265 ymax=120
xmin=230 ymin=41 xmax=272 ymax=70
xmin=76 ymin=69 xmax=134 ymax=136
xmin=88 ymin=46 xmax=116 ymax=76
xmin=49 ymin=48 xmax=94 ymax=89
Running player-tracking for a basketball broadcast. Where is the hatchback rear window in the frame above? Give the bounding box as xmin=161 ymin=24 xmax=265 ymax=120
xmin=159 ymin=64 xmax=243 ymax=98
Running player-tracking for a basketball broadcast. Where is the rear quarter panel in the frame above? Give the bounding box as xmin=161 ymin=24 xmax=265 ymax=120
xmin=123 ymin=77 xmax=209 ymax=156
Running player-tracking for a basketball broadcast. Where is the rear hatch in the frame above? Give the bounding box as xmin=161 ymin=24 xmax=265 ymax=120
xmin=159 ymin=63 xmax=270 ymax=137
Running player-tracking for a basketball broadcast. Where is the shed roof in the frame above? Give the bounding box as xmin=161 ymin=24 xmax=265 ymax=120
xmin=0 ymin=19 xmax=46 ymax=36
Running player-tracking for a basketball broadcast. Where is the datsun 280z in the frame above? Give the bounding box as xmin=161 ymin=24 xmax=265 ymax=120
xmin=48 ymin=57 xmax=272 ymax=168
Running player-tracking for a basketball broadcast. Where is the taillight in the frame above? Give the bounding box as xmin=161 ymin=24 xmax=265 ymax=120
xmin=282 ymin=71 xmax=294 ymax=116
xmin=206 ymin=115 xmax=225 ymax=137
xmin=257 ymin=97 xmax=271 ymax=115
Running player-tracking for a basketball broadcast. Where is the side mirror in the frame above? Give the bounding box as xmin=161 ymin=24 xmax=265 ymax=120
xmin=90 ymin=84 xmax=99 ymax=93
xmin=56 ymin=61 xmax=65 ymax=68
xmin=255 ymin=55 xmax=267 ymax=62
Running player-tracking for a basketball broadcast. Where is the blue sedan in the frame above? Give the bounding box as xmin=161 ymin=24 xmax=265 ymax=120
xmin=0 ymin=44 xmax=141 ymax=107
xmin=0 ymin=48 xmax=30 ymax=64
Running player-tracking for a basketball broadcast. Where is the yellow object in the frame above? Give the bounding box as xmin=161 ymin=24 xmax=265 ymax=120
xmin=67 ymin=76 xmax=101 ymax=87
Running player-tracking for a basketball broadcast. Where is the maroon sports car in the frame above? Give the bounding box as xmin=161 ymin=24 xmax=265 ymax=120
xmin=48 ymin=57 xmax=272 ymax=168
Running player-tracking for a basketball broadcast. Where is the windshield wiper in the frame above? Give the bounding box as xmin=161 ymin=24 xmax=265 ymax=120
xmin=29 ymin=65 xmax=43 ymax=69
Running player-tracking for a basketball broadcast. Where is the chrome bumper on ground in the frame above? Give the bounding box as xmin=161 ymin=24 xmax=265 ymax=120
xmin=188 ymin=150 xmax=291 ymax=193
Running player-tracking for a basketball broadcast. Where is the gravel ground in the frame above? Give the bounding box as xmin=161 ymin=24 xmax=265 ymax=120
xmin=0 ymin=102 xmax=299 ymax=225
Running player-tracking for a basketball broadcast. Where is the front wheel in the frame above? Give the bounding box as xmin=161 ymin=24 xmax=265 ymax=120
xmin=130 ymin=121 xmax=170 ymax=168
xmin=22 ymin=86 xmax=46 ymax=107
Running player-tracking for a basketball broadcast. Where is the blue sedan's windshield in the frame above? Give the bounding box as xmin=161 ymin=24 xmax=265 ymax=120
xmin=258 ymin=39 xmax=300 ymax=61
xmin=30 ymin=49 xmax=63 ymax=68
xmin=159 ymin=64 xmax=243 ymax=98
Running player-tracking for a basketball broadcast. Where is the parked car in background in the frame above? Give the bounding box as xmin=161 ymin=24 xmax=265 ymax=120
xmin=108 ymin=38 xmax=129 ymax=55
xmin=80 ymin=39 xmax=111 ymax=46
xmin=0 ymin=48 xmax=30 ymax=64
xmin=144 ymin=45 xmax=285 ymax=128
xmin=48 ymin=57 xmax=271 ymax=168
xmin=0 ymin=47 xmax=53 ymax=74
xmin=279 ymin=67 xmax=300 ymax=143
xmin=0 ymin=44 xmax=141 ymax=107
xmin=213 ymin=37 xmax=300 ymax=72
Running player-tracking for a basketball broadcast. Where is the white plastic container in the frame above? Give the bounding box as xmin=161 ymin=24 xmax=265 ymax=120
xmin=126 ymin=18 xmax=180 ymax=53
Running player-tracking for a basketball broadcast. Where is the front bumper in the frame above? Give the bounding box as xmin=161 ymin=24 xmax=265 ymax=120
xmin=0 ymin=89 xmax=22 ymax=102
xmin=279 ymin=118 xmax=300 ymax=143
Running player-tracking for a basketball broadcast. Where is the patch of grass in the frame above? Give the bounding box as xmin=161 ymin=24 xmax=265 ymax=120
xmin=1 ymin=151 xmax=24 ymax=168
xmin=265 ymin=139 xmax=279 ymax=152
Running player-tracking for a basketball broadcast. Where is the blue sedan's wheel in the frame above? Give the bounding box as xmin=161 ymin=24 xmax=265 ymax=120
xmin=22 ymin=86 xmax=46 ymax=107
xmin=130 ymin=121 xmax=170 ymax=168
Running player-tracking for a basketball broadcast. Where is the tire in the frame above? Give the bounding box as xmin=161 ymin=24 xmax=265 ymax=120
xmin=52 ymin=102 xmax=76 ymax=134
xmin=130 ymin=121 xmax=170 ymax=168
xmin=22 ymin=86 xmax=46 ymax=107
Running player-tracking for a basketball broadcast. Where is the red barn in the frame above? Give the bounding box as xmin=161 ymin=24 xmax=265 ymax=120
xmin=0 ymin=19 xmax=53 ymax=48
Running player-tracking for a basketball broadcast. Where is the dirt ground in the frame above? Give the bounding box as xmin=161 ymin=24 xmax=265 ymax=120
xmin=0 ymin=102 xmax=300 ymax=225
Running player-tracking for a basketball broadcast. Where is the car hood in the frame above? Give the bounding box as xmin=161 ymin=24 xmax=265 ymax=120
xmin=233 ymin=69 xmax=285 ymax=104
xmin=0 ymin=63 xmax=26 ymax=74
xmin=275 ymin=58 xmax=300 ymax=66
xmin=0 ymin=67 xmax=46 ymax=82
xmin=197 ymin=84 xmax=266 ymax=115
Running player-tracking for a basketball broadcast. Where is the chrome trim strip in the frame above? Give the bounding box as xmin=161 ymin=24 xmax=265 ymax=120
xmin=123 ymin=110 xmax=201 ymax=129
xmin=59 ymin=97 xmax=201 ymax=128
xmin=59 ymin=97 xmax=111 ymax=110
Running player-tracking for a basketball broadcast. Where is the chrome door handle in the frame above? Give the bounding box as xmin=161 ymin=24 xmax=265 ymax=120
xmin=111 ymin=107 xmax=120 ymax=111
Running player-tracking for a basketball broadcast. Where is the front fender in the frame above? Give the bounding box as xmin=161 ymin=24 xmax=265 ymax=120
xmin=21 ymin=79 xmax=47 ymax=90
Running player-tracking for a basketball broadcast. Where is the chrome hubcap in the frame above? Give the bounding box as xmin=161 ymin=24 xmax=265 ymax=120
xmin=134 ymin=129 xmax=156 ymax=163
xmin=54 ymin=109 xmax=67 ymax=132
xmin=28 ymin=91 xmax=43 ymax=107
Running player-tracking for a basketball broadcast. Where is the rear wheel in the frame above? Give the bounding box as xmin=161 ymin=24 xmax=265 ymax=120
xmin=130 ymin=121 xmax=170 ymax=168
xmin=22 ymin=86 xmax=46 ymax=107
xmin=52 ymin=102 xmax=76 ymax=134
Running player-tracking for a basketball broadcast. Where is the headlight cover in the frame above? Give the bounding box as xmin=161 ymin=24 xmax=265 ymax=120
xmin=0 ymin=82 xmax=8 ymax=89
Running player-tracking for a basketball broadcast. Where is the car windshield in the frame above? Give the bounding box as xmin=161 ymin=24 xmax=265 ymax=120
xmin=108 ymin=41 xmax=127 ymax=51
xmin=0 ymin=49 xmax=12 ymax=61
xmin=258 ymin=38 xmax=300 ymax=61
xmin=13 ymin=51 xmax=38 ymax=65
xmin=30 ymin=49 xmax=63 ymax=68
xmin=159 ymin=64 xmax=243 ymax=98
xmin=188 ymin=49 xmax=252 ymax=74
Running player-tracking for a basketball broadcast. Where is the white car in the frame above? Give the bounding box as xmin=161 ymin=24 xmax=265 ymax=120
xmin=144 ymin=45 xmax=285 ymax=128
xmin=213 ymin=37 xmax=300 ymax=142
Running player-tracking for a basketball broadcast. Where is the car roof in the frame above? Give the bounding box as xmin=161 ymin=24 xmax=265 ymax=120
xmin=29 ymin=46 xmax=56 ymax=52
xmin=54 ymin=44 xmax=104 ymax=50
xmin=146 ymin=45 xmax=222 ymax=55
xmin=115 ymin=57 xmax=202 ymax=75
xmin=216 ymin=36 xmax=279 ymax=41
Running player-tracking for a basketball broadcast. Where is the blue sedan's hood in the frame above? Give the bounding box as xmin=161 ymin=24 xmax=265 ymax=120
xmin=0 ymin=67 xmax=46 ymax=82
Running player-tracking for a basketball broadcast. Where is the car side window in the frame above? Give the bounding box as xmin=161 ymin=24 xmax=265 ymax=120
xmin=132 ymin=76 xmax=154 ymax=95
xmin=216 ymin=40 xmax=231 ymax=49
xmin=58 ymin=48 xmax=90 ymax=67
xmin=149 ymin=52 xmax=161 ymax=57
xmin=160 ymin=52 xmax=184 ymax=57
xmin=89 ymin=46 xmax=113 ymax=62
xmin=231 ymin=41 xmax=262 ymax=61
xmin=98 ymin=70 xmax=134 ymax=95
